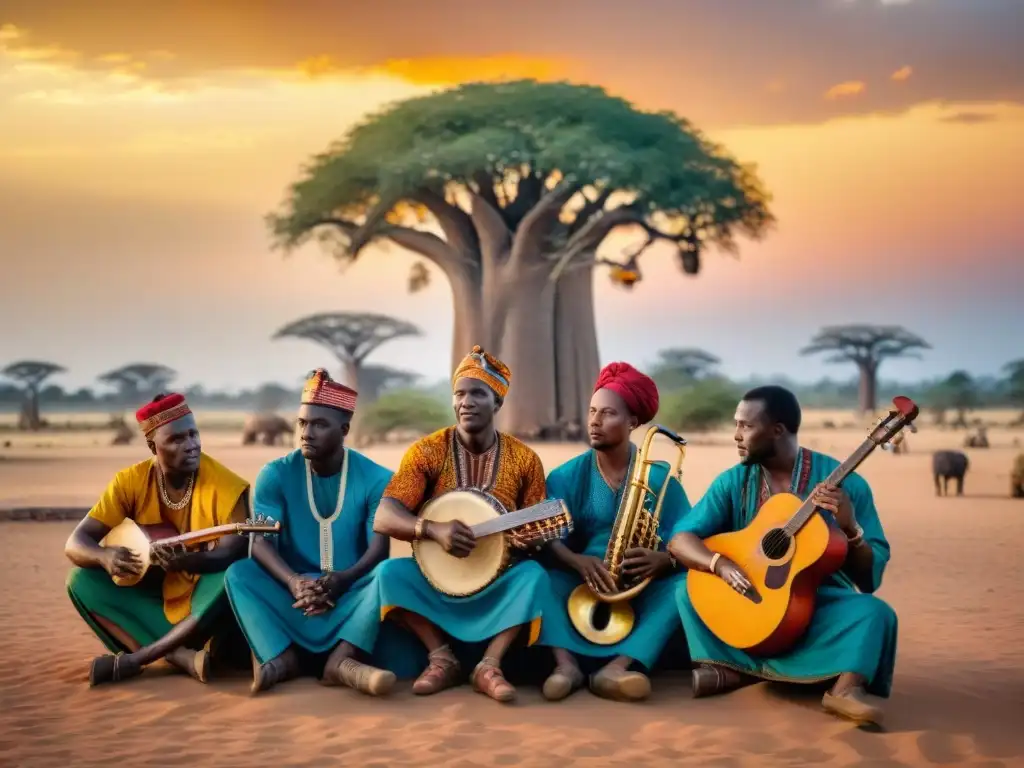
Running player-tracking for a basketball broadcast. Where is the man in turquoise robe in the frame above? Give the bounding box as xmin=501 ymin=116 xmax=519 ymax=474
xmin=538 ymin=362 xmax=691 ymax=702
xmin=668 ymin=385 xmax=897 ymax=726
xmin=224 ymin=369 xmax=399 ymax=696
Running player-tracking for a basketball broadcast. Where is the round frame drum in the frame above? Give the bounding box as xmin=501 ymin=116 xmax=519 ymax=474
xmin=412 ymin=489 xmax=510 ymax=597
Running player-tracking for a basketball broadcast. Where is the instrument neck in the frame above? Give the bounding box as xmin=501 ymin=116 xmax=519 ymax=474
xmin=785 ymin=439 xmax=876 ymax=535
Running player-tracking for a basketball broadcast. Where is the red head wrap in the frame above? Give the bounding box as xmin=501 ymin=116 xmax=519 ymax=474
xmin=135 ymin=393 xmax=192 ymax=436
xmin=594 ymin=362 xmax=660 ymax=425
xmin=302 ymin=368 xmax=358 ymax=413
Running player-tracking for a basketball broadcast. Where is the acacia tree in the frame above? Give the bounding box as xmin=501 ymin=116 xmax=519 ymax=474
xmin=1 ymin=360 xmax=65 ymax=430
xmin=267 ymin=80 xmax=773 ymax=435
xmin=98 ymin=363 xmax=177 ymax=406
xmin=1004 ymin=359 xmax=1024 ymax=424
xmin=933 ymin=370 xmax=977 ymax=429
xmin=273 ymin=312 xmax=421 ymax=400
xmin=649 ymin=347 xmax=721 ymax=391
xmin=800 ymin=325 xmax=930 ymax=414
xmin=359 ymin=364 xmax=420 ymax=402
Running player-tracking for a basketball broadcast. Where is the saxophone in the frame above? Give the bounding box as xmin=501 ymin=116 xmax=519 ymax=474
xmin=567 ymin=424 xmax=688 ymax=645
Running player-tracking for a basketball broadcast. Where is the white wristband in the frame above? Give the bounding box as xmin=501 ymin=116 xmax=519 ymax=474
xmin=709 ymin=552 xmax=721 ymax=574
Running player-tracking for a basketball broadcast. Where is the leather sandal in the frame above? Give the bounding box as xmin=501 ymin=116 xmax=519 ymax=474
xmin=822 ymin=686 xmax=884 ymax=726
xmin=542 ymin=665 xmax=585 ymax=702
xmin=412 ymin=645 xmax=461 ymax=696
xmin=691 ymin=664 xmax=755 ymax=698
xmin=471 ymin=657 xmax=516 ymax=703
xmin=589 ymin=665 xmax=651 ymax=702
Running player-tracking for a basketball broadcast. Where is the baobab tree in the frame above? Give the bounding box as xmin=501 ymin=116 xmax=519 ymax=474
xmin=273 ymin=312 xmax=421 ymax=400
xmin=649 ymin=348 xmax=722 ymax=391
xmin=1 ymin=360 xmax=65 ymax=430
xmin=800 ymin=325 xmax=930 ymax=414
xmin=98 ymin=363 xmax=177 ymax=406
xmin=267 ymin=79 xmax=773 ymax=436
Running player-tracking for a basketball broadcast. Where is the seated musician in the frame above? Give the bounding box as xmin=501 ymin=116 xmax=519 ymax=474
xmin=668 ymin=385 xmax=897 ymax=725
xmin=537 ymin=363 xmax=691 ymax=702
xmin=224 ymin=369 xmax=397 ymax=696
xmin=64 ymin=393 xmax=250 ymax=686
xmin=371 ymin=345 xmax=550 ymax=704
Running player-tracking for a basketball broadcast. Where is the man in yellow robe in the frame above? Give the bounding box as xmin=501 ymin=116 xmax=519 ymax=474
xmin=64 ymin=393 xmax=250 ymax=686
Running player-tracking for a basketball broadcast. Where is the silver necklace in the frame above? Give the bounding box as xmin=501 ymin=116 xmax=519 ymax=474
xmin=305 ymin=452 xmax=349 ymax=572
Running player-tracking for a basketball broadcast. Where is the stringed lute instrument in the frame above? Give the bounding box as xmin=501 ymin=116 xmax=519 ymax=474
xmin=686 ymin=396 xmax=918 ymax=656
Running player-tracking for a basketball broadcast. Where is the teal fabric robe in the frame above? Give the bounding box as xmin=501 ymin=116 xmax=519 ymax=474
xmin=671 ymin=448 xmax=898 ymax=696
xmin=535 ymin=449 xmax=691 ymax=670
xmin=225 ymin=449 xmax=420 ymax=674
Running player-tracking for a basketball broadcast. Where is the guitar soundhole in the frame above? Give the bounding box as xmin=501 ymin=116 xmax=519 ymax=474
xmin=760 ymin=528 xmax=791 ymax=560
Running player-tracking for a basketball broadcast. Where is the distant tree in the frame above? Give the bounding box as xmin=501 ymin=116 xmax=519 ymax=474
xmin=649 ymin=348 xmax=721 ymax=392
xmin=660 ymin=378 xmax=742 ymax=433
xmin=273 ymin=312 xmax=422 ymax=398
xmin=930 ymin=370 xmax=977 ymax=429
xmin=800 ymin=325 xmax=930 ymax=414
xmin=1004 ymin=359 xmax=1024 ymax=424
xmin=98 ymin=363 xmax=177 ymax=406
xmin=253 ymin=383 xmax=294 ymax=413
xmin=360 ymin=390 xmax=450 ymax=445
xmin=1 ymin=360 xmax=65 ymax=430
xmin=359 ymin=364 xmax=420 ymax=402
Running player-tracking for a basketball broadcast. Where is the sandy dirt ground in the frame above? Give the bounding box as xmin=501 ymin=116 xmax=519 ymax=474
xmin=1 ymin=423 xmax=1023 ymax=767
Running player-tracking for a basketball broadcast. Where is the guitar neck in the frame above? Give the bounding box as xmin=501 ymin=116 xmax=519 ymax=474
xmin=471 ymin=501 xmax=564 ymax=538
xmin=166 ymin=523 xmax=279 ymax=548
xmin=787 ymin=440 xmax=876 ymax=534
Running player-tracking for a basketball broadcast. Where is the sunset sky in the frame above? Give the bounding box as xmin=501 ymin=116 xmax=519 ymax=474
xmin=1 ymin=0 xmax=1022 ymax=392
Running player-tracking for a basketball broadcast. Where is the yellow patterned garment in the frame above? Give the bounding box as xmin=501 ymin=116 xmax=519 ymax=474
xmin=383 ymin=426 xmax=546 ymax=514
xmin=88 ymin=453 xmax=250 ymax=623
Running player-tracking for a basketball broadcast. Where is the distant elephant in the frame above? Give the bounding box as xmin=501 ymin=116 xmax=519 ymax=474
xmin=1011 ymin=453 xmax=1024 ymax=499
xmin=932 ymin=450 xmax=969 ymax=496
xmin=242 ymin=413 xmax=294 ymax=447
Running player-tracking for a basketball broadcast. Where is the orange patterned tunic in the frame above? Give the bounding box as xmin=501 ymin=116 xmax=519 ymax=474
xmin=383 ymin=426 xmax=547 ymax=515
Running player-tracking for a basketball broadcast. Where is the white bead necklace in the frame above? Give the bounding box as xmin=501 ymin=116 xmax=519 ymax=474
xmin=305 ymin=452 xmax=349 ymax=572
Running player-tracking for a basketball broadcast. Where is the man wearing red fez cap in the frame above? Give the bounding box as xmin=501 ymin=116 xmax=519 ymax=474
xmin=64 ymin=392 xmax=251 ymax=687
xmin=668 ymin=385 xmax=896 ymax=725
xmin=535 ymin=362 xmax=692 ymax=702
xmin=223 ymin=369 xmax=406 ymax=696
xmin=370 ymin=345 xmax=552 ymax=704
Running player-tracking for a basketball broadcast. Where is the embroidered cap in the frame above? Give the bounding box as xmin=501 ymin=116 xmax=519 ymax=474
xmin=302 ymin=368 xmax=358 ymax=413
xmin=136 ymin=393 xmax=192 ymax=436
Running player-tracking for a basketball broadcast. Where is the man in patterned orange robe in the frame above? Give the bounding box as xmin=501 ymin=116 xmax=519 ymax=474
xmin=372 ymin=345 xmax=551 ymax=703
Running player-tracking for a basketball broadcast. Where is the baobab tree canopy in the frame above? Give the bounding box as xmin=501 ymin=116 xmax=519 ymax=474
xmin=268 ymin=79 xmax=774 ymax=435
xmin=801 ymin=324 xmax=930 ymax=414
xmin=273 ymin=312 xmax=421 ymax=393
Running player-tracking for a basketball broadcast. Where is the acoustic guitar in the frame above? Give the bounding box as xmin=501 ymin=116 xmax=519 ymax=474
xmin=100 ymin=515 xmax=281 ymax=587
xmin=686 ymin=396 xmax=918 ymax=656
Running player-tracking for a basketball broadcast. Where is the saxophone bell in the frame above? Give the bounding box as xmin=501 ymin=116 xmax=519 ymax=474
xmin=567 ymin=425 xmax=687 ymax=646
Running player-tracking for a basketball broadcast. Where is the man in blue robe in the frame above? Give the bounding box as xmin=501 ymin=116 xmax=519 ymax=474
xmin=224 ymin=369 xmax=397 ymax=696
xmin=537 ymin=362 xmax=691 ymax=702
xmin=668 ymin=385 xmax=897 ymax=726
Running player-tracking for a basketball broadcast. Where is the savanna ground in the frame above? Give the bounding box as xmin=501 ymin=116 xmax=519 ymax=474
xmin=1 ymin=411 xmax=1022 ymax=767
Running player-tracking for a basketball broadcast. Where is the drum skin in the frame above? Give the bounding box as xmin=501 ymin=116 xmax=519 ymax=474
xmin=412 ymin=490 xmax=511 ymax=597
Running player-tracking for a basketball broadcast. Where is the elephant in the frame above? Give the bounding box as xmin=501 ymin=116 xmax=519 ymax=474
xmin=242 ymin=413 xmax=295 ymax=447
xmin=932 ymin=450 xmax=969 ymax=496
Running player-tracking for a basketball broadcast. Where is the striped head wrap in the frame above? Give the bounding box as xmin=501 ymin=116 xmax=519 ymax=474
xmin=452 ymin=345 xmax=511 ymax=399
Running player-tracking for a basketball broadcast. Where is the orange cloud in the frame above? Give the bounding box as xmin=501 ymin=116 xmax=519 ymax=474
xmin=824 ymin=80 xmax=866 ymax=99
xmin=374 ymin=54 xmax=573 ymax=86
xmin=891 ymin=65 xmax=913 ymax=82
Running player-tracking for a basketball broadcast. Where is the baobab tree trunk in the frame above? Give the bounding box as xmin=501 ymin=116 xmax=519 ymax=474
xmin=857 ymin=361 xmax=878 ymax=415
xmin=554 ymin=264 xmax=600 ymax=436
xmin=17 ymin=389 xmax=42 ymax=431
xmin=447 ymin=267 xmax=485 ymax=373
xmin=492 ymin=264 xmax=557 ymax=437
